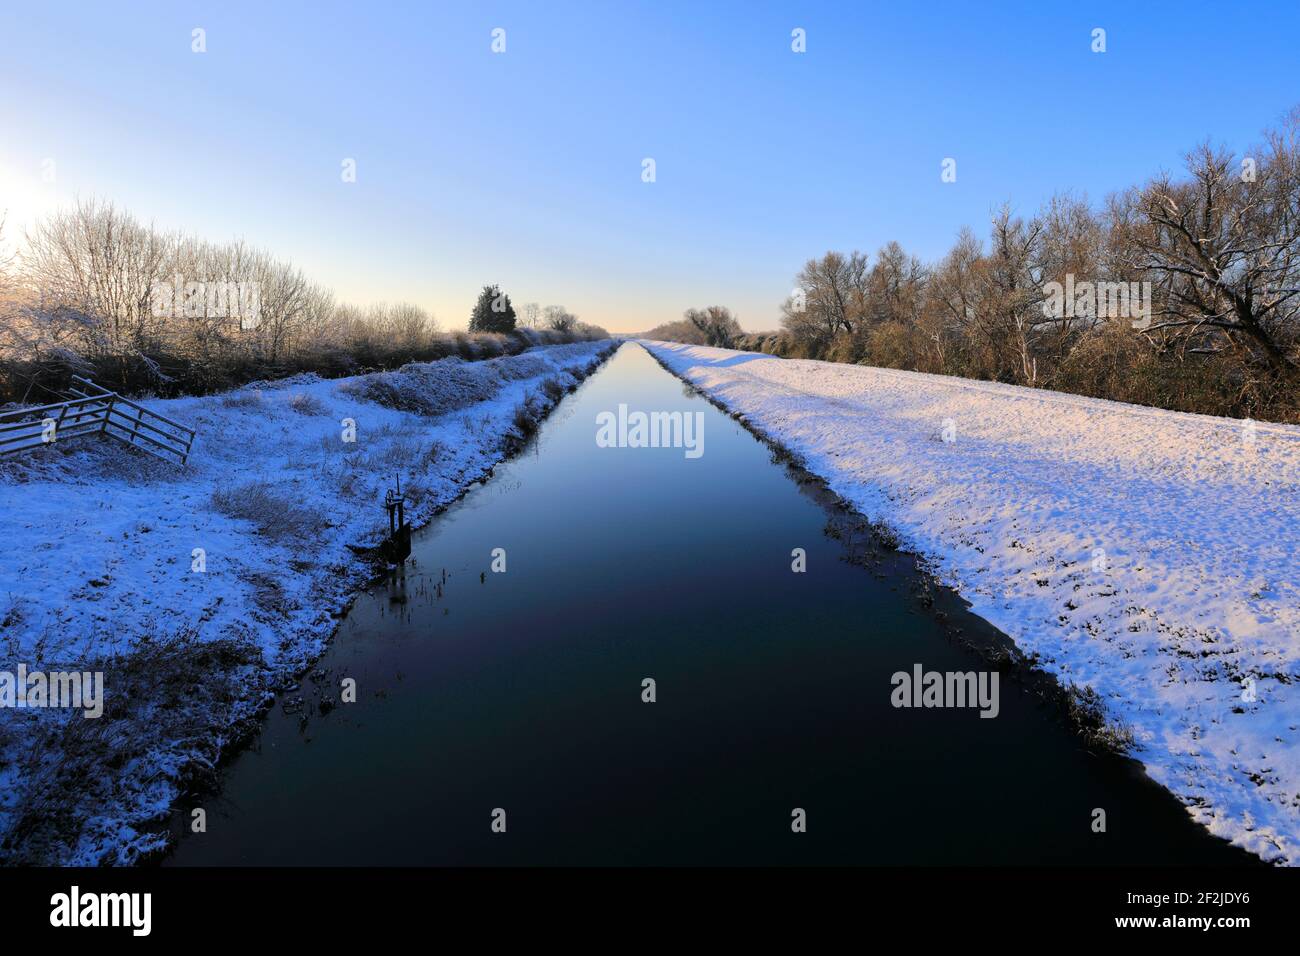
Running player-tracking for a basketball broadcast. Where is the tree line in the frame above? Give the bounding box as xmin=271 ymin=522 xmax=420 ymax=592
xmin=467 ymin=285 xmax=589 ymax=337
xmin=0 ymin=201 xmax=605 ymax=403
xmin=648 ymin=108 xmax=1300 ymax=422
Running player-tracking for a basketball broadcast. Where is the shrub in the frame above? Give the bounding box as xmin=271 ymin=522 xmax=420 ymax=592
xmin=337 ymin=357 xmax=505 ymax=417
xmin=1065 ymin=685 xmax=1136 ymax=753
xmin=510 ymin=393 xmax=545 ymax=439
xmin=541 ymin=376 xmax=567 ymax=402
xmin=451 ymin=332 xmax=478 ymax=360
xmin=286 ymin=392 xmax=327 ymax=416
xmin=221 ymin=390 xmax=263 ymax=409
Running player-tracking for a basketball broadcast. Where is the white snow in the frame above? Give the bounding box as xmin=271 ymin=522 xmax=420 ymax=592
xmin=643 ymin=340 xmax=1300 ymax=865
xmin=0 ymin=340 xmax=615 ymax=863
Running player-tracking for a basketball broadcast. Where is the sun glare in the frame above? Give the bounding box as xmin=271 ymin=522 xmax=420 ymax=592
xmin=0 ymin=159 xmax=61 ymax=237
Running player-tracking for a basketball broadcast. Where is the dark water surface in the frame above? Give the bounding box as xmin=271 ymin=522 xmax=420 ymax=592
xmin=167 ymin=343 xmax=1253 ymax=865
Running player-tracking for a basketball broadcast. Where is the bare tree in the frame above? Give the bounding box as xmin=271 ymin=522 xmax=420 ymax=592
xmin=761 ymin=107 xmax=1300 ymax=420
xmin=0 ymin=196 xmax=608 ymax=404
xmin=543 ymin=305 xmax=578 ymax=333
xmin=781 ymin=250 xmax=869 ymax=347
xmin=921 ymin=228 xmax=984 ymax=372
xmin=1118 ymin=124 xmax=1300 ymax=375
xmin=684 ymin=305 xmax=742 ymax=348
xmin=867 ymin=241 xmax=927 ymax=327
xmin=22 ymin=199 xmax=173 ymax=359
xmin=977 ymin=206 xmax=1047 ymax=384
xmin=644 ymin=317 xmax=708 ymax=344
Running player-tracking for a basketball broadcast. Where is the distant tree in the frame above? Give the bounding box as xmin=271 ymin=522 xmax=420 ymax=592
xmin=643 ymin=318 xmax=708 ymax=345
xmin=469 ymin=284 xmax=517 ymax=333
xmin=684 ymin=305 xmax=743 ymax=348
xmin=373 ymin=301 xmax=438 ymax=351
xmin=543 ymin=304 xmax=578 ymax=333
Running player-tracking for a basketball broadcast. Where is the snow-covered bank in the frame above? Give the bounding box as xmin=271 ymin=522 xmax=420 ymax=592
xmin=642 ymin=340 xmax=1300 ymax=865
xmin=0 ymin=340 xmax=618 ymax=864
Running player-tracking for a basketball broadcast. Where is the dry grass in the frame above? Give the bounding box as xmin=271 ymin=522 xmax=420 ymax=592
xmin=511 ymin=393 xmax=544 ymax=438
xmin=1065 ymin=685 xmax=1136 ymax=754
xmin=541 ymin=375 xmax=568 ymax=403
xmin=220 ymin=390 xmax=263 ymax=409
xmin=211 ymin=480 xmax=327 ymax=541
xmin=0 ymin=629 xmax=267 ymax=865
xmin=286 ymin=392 xmax=327 ymax=416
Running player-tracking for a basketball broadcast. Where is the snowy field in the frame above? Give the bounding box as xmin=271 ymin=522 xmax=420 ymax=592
xmin=643 ymin=340 xmax=1300 ymax=865
xmin=0 ymin=340 xmax=616 ymax=863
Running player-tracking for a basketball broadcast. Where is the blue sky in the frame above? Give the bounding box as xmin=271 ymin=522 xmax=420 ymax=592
xmin=1 ymin=1 xmax=1296 ymax=332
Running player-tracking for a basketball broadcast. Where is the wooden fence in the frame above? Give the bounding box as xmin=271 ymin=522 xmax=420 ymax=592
xmin=0 ymin=376 xmax=196 ymax=465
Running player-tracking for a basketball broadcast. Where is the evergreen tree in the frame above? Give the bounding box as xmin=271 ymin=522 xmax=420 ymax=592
xmin=469 ymin=284 xmax=517 ymax=333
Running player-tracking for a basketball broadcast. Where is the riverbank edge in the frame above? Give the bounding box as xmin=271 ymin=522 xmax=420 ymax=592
xmin=636 ymin=339 xmax=1263 ymax=864
xmin=146 ymin=339 xmax=624 ymax=862
xmin=3 ymin=340 xmax=623 ymax=867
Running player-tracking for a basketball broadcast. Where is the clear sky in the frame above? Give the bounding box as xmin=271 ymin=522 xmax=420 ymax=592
xmin=1 ymin=1 xmax=1296 ymax=333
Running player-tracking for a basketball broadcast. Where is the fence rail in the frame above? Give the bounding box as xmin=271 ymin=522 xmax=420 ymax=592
xmin=0 ymin=377 xmax=196 ymax=465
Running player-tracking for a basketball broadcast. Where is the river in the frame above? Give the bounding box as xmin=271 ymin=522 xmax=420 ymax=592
xmin=166 ymin=342 xmax=1253 ymax=865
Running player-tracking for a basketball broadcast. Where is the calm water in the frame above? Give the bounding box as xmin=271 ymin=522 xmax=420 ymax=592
xmin=167 ymin=343 xmax=1253 ymax=865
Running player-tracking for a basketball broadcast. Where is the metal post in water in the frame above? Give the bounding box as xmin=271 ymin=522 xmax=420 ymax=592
xmin=382 ymin=475 xmax=412 ymax=564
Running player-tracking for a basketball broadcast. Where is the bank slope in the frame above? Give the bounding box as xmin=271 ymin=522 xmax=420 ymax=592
xmin=0 ymin=340 xmax=618 ymax=864
xmin=642 ymin=339 xmax=1300 ymax=865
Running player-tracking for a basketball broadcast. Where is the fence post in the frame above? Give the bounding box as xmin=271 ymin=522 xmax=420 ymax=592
xmin=101 ymin=395 xmax=115 ymax=436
